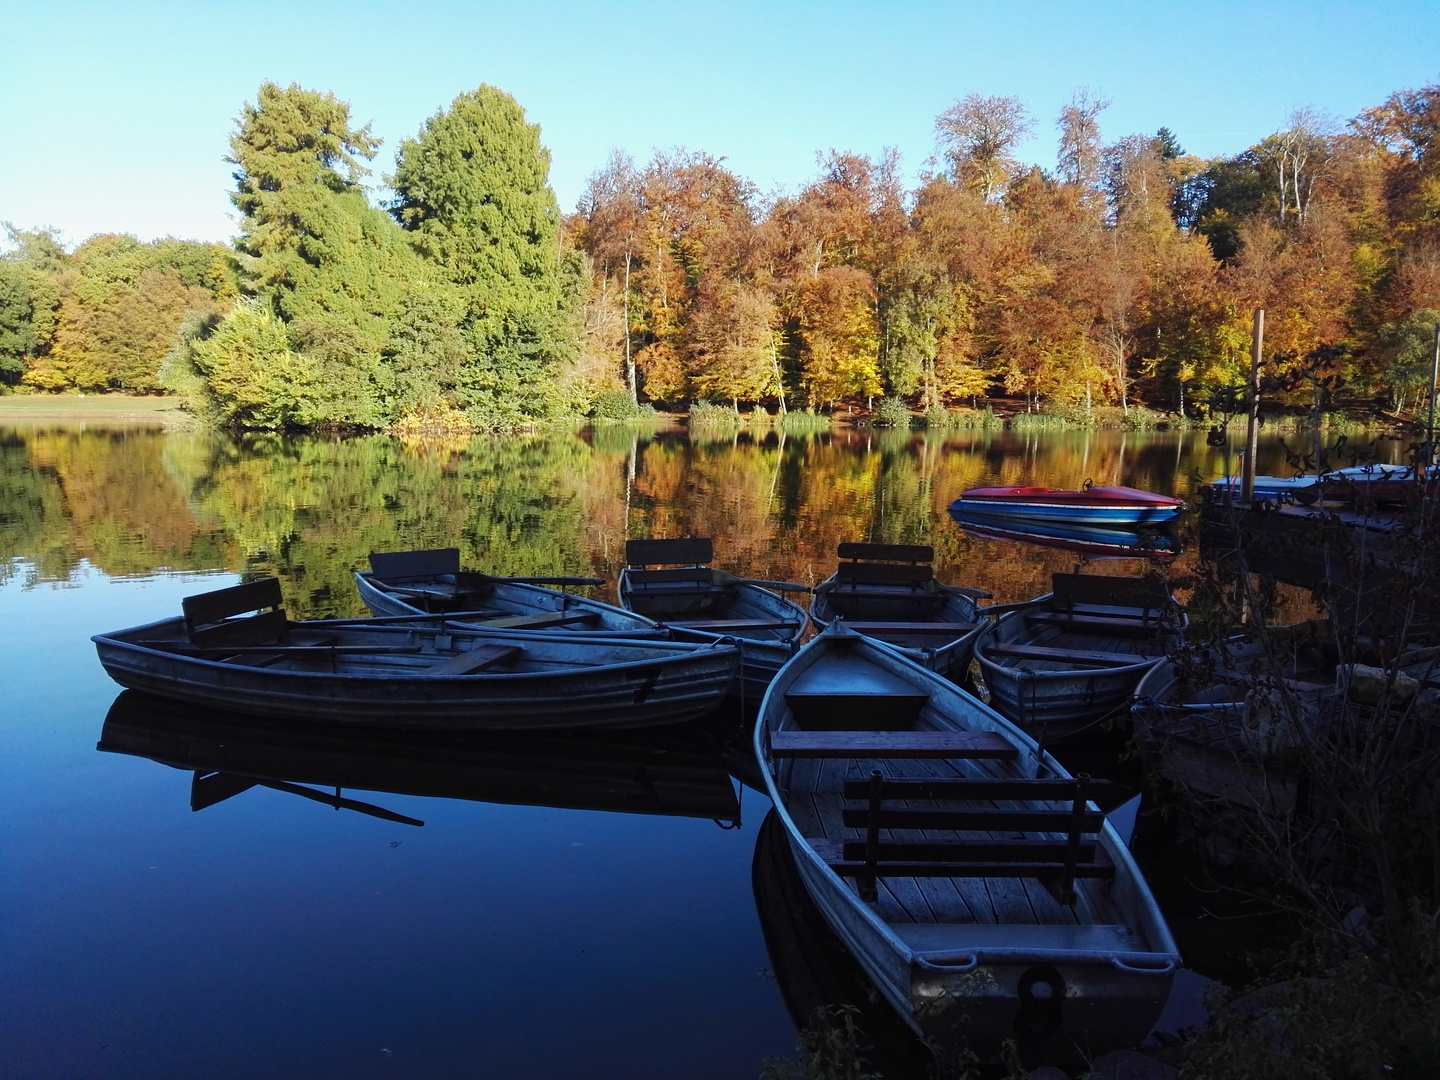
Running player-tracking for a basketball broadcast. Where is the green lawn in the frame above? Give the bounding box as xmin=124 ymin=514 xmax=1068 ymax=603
xmin=0 ymin=394 xmax=188 ymax=422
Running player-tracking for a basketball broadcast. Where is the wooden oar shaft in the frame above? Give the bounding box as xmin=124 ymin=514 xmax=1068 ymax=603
xmin=300 ymin=610 xmax=504 ymax=627
xmin=710 ymin=570 xmax=810 ymax=592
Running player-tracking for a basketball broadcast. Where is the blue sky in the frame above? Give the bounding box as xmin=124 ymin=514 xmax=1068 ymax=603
xmin=2 ymin=0 xmax=1437 ymax=246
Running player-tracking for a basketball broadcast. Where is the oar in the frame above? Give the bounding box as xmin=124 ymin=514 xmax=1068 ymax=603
xmin=937 ymin=583 xmax=993 ymax=600
xmin=455 ymin=571 xmax=604 ymax=587
xmin=710 ymin=569 xmax=811 ymax=593
xmin=257 ymin=779 xmax=425 ymax=826
xmin=300 ymin=610 xmax=508 ymax=628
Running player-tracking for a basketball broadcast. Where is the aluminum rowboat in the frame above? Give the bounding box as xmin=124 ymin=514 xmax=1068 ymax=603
xmin=618 ymin=538 xmax=808 ymax=702
xmin=974 ymin=574 xmax=1183 ymax=743
xmin=754 ymin=625 xmax=1178 ymax=1061
xmin=93 ymin=617 xmax=739 ymax=731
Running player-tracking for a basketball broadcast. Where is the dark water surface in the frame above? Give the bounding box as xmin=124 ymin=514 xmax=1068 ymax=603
xmin=0 ymin=422 xmax=1388 ymax=1078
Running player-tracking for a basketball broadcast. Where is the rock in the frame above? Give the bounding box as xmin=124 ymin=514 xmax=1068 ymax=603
xmin=1086 ymin=1048 xmax=1176 ymax=1080
xmin=1340 ymin=663 xmax=1419 ymax=704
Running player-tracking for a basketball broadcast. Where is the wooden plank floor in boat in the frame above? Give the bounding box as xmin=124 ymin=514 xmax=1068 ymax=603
xmin=784 ymin=754 xmax=1087 ymax=926
xmin=993 ymin=627 xmax=1164 ymax=672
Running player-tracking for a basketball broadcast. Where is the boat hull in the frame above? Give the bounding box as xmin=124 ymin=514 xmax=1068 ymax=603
xmin=755 ymin=629 xmax=1178 ymax=1061
xmin=951 ymin=486 xmax=1184 ymax=527
xmin=949 ymin=500 xmax=1181 ymax=526
xmin=93 ymin=617 xmax=739 ymax=732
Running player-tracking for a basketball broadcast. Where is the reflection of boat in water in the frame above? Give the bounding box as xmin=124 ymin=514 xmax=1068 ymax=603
xmin=948 ymin=509 xmax=1178 ymax=559
xmin=97 ymin=690 xmax=742 ymax=824
xmin=752 ymin=808 xmax=933 ymax=1078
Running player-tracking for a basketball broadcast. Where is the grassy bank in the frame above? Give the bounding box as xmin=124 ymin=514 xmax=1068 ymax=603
xmin=0 ymin=393 xmax=191 ymax=425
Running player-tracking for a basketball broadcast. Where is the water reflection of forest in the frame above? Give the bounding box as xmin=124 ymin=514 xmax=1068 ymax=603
xmin=1 ymin=424 xmax=1362 ymax=620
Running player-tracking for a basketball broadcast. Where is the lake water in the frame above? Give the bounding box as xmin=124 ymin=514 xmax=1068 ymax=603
xmin=0 ymin=420 xmax=1381 ymax=1078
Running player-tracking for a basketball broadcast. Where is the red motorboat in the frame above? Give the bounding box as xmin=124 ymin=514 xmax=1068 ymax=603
xmin=949 ymin=484 xmax=1185 ymax=526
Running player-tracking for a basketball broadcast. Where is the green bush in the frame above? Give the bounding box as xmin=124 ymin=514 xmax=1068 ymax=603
xmin=1010 ymin=411 xmax=1074 ymax=432
xmin=590 ymin=389 xmax=655 ymax=422
xmin=871 ymin=396 xmax=913 ymax=428
xmin=778 ymin=409 xmax=832 ymax=432
xmin=1121 ymin=405 xmax=1163 ymax=430
xmin=688 ymin=401 xmax=745 ymax=431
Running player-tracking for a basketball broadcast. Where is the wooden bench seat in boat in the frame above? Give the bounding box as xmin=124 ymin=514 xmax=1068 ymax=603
xmin=841 ymin=621 xmax=978 ymax=636
xmin=889 ymin=922 xmax=1145 ymax=954
xmin=664 ymin=618 xmax=801 ymax=631
xmin=422 ymin=644 xmax=522 ymax=676
xmin=624 ymin=565 xmax=729 ymax=600
xmin=986 ymin=643 xmax=1162 ymax=667
xmin=470 ymin=611 xmax=599 ymax=630
xmin=769 ymin=730 xmax=1019 ymax=759
xmin=820 ymin=774 xmax=1115 ymax=904
xmin=1025 ymin=610 xmax=1169 ymax=635
xmin=1024 ymin=573 xmax=1177 ymax=636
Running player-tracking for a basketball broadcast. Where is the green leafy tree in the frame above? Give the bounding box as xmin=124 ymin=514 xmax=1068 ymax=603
xmin=0 ymin=226 xmax=65 ymax=385
xmin=390 ymin=86 xmax=575 ymax=425
xmin=225 ymin=81 xmax=437 ymax=426
xmin=188 ymin=299 xmax=321 ymax=428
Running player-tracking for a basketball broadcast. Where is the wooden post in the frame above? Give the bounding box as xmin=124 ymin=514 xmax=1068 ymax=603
xmin=1061 ymin=774 xmax=1090 ymax=906
xmin=1241 ymin=309 xmax=1264 ymax=502
xmin=861 ymin=769 xmax=883 ymax=903
xmin=1429 ymin=323 xmax=1440 ymax=465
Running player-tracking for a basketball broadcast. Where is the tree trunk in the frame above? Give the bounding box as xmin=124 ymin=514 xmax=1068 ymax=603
xmin=772 ymin=336 xmax=787 ymax=414
xmin=623 ymin=250 xmax=635 ymax=403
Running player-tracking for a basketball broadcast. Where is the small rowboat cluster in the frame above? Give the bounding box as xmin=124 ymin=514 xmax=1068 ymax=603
xmin=93 ymin=534 xmax=1198 ymax=1061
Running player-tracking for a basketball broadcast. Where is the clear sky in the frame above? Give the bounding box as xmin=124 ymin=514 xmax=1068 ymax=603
xmin=2 ymin=0 xmax=1437 ymax=247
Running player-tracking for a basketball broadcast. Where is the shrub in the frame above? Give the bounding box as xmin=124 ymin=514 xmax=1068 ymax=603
xmin=688 ymin=400 xmax=745 ymax=431
xmin=1120 ymin=405 xmax=1163 ymax=430
xmin=871 ymin=396 xmax=913 ymax=428
xmin=590 ymin=389 xmax=655 ymax=422
xmin=779 ymin=408 xmax=832 ymax=433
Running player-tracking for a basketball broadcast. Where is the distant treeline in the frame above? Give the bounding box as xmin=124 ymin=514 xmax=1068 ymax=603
xmin=2 ymin=79 xmax=1438 ymax=429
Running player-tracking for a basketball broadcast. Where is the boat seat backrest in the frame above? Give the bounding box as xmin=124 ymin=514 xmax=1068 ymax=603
xmin=625 ymin=567 xmax=718 ymax=594
xmin=1050 ymin=572 xmax=1172 ymax=618
xmin=625 ymin=537 xmax=713 ymax=568
xmin=836 ymin=774 xmax=1114 ymax=905
xmin=834 ymin=543 xmax=934 ymax=589
xmin=369 ymin=548 xmax=462 ymax=584
xmin=182 ymin=578 xmax=288 ymax=649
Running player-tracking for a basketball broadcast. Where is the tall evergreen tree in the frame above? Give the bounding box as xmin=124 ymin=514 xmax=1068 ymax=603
xmin=390 ymin=86 xmax=574 ymax=424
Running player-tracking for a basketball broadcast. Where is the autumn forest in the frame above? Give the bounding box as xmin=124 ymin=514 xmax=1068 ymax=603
xmin=2 ymin=78 xmax=1439 ymax=429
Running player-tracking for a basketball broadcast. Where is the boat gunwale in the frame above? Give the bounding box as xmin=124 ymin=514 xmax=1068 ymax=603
xmin=93 ymin=615 xmax=740 ymax=683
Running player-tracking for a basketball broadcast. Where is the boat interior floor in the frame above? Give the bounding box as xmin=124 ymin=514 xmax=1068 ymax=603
xmin=991 ymin=624 xmax=1166 ymax=671
xmin=783 ymin=753 xmax=1122 ymax=929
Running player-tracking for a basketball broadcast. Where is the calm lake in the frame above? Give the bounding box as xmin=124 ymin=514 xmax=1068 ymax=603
xmin=0 ymin=420 xmax=1385 ymax=1078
